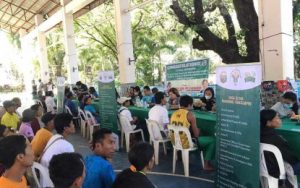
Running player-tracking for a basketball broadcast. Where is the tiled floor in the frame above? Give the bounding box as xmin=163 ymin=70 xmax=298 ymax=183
xmin=68 ymin=131 xmax=215 ymax=188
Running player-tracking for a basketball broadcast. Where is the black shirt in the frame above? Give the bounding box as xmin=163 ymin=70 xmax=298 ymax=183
xmin=111 ymin=169 xmax=155 ymax=188
xmin=260 ymin=127 xmax=299 ymax=178
xmin=194 ymin=97 xmax=216 ymax=111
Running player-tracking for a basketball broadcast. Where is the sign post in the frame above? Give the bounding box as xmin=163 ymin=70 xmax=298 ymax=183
xmin=98 ymin=71 xmax=118 ymax=133
xmin=56 ymin=77 xmax=65 ymax=114
xmin=216 ymin=63 xmax=261 ymax=188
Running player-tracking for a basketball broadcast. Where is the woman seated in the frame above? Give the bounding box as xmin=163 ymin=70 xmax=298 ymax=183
xmin=30 ymin=104 xmax=44 ymax=135
xmin=89 ymin=87 xmax=99 ymax=98
xmin=260 ymin=109 xmax=300 ymax=179
xmin=271 ymin=91 xmax=299 ymax=118
xmin=194 ymin=87 xmax=216 ymax=111
xmin=19 ymin=109 xmax=35 ymax=142
xmin=84 ymin=96 xmax=100 ymax=123
xmin=168 ymin=87 xmax=180 ymax=109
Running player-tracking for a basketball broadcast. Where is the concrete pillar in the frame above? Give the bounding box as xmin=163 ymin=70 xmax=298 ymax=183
xmin=61 ymin=0 xmax=80 ymax=84
xmin=113 ymin=0 xmax=136 ymax=94
xmin=258 ymin=0 xmax=294 ymax=80
xmin=19 ymin=29 xmax=35 ymax=94
xmin=35 ymin=14 xmax=50 ymax=83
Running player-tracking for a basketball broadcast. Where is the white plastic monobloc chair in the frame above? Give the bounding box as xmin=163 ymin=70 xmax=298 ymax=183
xmin=34 ymin=99 xmax=44 ymax=110
xmin=84 ymin=110 xmax=100 ymax=141
xmin=168 ymin=125 xmax=201 ymax=177
xmin=31 ymin=162 xmax=54 ymax=188
xmin=78 ymin=108 xmax=87 ymax=138
xmin=260 ymin=143 xmax=288 ymax=188
xmin=65 ymin=105 xmax=81 ymax=128
xmin=119 ymin=114 xmax=144 ymax=152
xmin=146 ymin=119 xmax=170 ymax=165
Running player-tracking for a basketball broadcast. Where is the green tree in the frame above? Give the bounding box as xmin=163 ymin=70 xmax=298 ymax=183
xmin=46 ymin=29 xmax=66 ymax=77
xmin=171 ymin=0 xmax=259 ymax=64
xmin=294 ymin=0 xmax=300 ymax=78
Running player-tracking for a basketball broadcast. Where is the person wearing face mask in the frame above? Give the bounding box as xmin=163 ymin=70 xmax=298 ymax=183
xmin=271 ymin=91 xmax=298 ymax=118
xmin=194 ymin=87 xmax=216 ymax=111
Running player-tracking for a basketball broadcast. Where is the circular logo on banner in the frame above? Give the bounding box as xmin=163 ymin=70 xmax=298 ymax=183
xmin=98 ymin=71 xmax=114 ymax=83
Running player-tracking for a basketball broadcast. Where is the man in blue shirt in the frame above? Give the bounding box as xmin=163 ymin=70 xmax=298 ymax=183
xmin=141 ymin=86 xmax=152 ymax=105
xmin=83 ymin=128 xmax=116 ymax=188
xmin=64 ymin=92 xmax=78 ymax=116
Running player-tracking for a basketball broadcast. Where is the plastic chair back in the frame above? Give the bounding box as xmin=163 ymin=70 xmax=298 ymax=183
xmin=168 ymin=125 xmax=194 ymax=150
xmin=85 ymin=111 xmax=97 ymax=125
xmin=260 ymin=143 xmax=286 ymax=179
xmin=146 ymin=119 xmax=163 ymax=140
xmin=31 ymin=162 xmax=54 ymax=188
xmin=34 ymin=99 xmax=44 ymax=109
xmin=119 ymin=114 xmax=134 ymax=133
xmin=65 ymin=105 xmax=72 ymax=115
xmin=78 ymin=108 xmax=86 ymax=120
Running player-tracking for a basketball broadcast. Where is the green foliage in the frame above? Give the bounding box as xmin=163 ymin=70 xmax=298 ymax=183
xmin=46 ymin=29 xmax=66 ymax=78
xmin=6 ymin=33 xmax=21 ymax=50
xmin=75 ymin=1 xmax=211 ymax=86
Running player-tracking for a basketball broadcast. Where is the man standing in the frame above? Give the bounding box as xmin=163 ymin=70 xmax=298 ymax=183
xmin=0 ymin=135 xmax=35 ymax=188
xmin=83 ymin=128 xmax=116 ymax=188
xmin=38 ymin=79 xmax=45 ymax=94
xmin=40 ymin=113 xmax=75 ymax=168
xmin=46 ymin=79 xmax=54 ymax=92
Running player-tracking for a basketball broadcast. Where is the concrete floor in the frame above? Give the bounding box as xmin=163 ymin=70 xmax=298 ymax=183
xmin=68 ymin=130 xmax=215 ymax=188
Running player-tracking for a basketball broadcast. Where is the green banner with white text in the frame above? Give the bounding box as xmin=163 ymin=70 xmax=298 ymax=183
xmin=216 ymin=63 xmax=261 ymax=188
xmin=98 ymin=71 xmax=118 ymax=133
xmin=166 ymin=59 xmax=209 ymax=96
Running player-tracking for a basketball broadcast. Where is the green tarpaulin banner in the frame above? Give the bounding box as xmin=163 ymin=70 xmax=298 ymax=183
xmin=166 ymin=59 xmax=209 ymax=96
xmin=98 ymin=71 xmax=118 ymax=133
xmin=216 ymin=63 xmax=261 ymax=188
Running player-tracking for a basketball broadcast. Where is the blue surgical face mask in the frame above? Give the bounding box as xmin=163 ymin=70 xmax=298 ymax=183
xmin=283 ymin=103 xmax=293 ymax=109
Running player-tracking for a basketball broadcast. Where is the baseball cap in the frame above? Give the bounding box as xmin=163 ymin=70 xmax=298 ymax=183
xmin=117 ymin=97 xmax=131 ymax=104
xmin=41 ymin=112 xmax=56 ymax=125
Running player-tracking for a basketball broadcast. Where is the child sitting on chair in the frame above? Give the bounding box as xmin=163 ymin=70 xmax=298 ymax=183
xmin=84 ymin=96 xmax=100 ymax=123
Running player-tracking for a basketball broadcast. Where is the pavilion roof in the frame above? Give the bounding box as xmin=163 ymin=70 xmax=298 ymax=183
xmin=0 ymin=0 xmax=106 ymax=34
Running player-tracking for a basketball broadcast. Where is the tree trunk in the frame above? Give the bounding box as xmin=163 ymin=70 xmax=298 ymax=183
xmin=171 ymin=0 xmax=259 ymax=64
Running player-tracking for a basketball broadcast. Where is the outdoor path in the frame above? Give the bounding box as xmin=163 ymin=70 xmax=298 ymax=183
xmin=68 ymin=131 xmax=215 ymax=188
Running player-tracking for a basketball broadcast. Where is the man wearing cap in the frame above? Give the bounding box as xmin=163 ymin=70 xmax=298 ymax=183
xmin=31 ymin=112 xmax=56 ymax=158
xmin=1 ymin=100 xmax=20 ymax=130
xmin=118 ymin=97 xmax=138 ymax=125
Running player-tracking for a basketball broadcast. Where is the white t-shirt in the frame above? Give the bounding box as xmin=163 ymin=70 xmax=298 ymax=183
xmin=271 ymin=102 xmax=292 ymax=118
xmin=118 ymin=106 xmax=133 ymax=122
xmin=45 ymin=96 xmax=56 ymax=112
xmin=148 ymin=105 xmax=169 ymax=127
xmin=40 ymin=134 xmax=74 ymax=168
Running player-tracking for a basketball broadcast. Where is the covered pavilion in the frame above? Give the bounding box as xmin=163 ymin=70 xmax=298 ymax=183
xmin=0 ymin=0 xmax=295 ymax=90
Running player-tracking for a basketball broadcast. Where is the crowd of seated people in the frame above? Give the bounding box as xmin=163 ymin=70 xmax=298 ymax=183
xmin=0 ymin=82 xmax=299 ymax=188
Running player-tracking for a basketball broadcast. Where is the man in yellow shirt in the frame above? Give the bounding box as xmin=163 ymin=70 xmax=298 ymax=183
xmin=0 ymin=135 xmax=35 ymax=188
xmin=31 ymin=112 xmax=56 ymax=158
xmin=1 ymin=101 xmax=20 ymax=130
xmin=170 ymin=95 xmax=215 ymax=171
